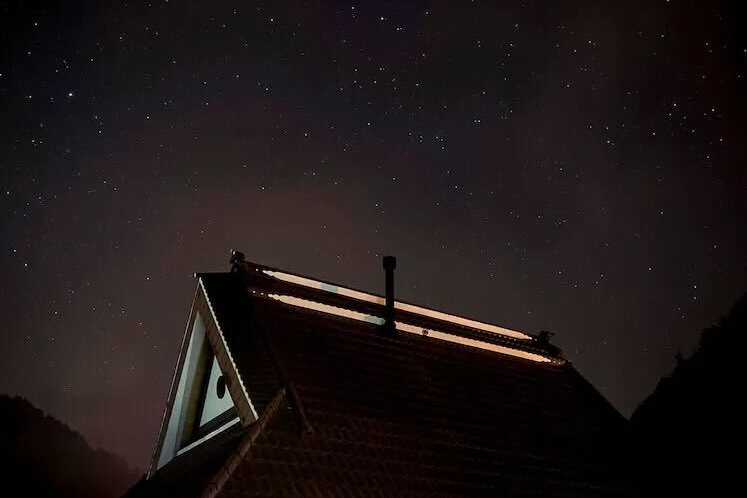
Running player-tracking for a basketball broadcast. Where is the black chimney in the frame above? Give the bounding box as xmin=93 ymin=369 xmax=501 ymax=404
xmin=382 ymin=256 xmax=397 ymax=335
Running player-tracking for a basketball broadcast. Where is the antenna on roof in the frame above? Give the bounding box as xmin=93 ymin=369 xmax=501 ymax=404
xmin=381 ymin=256 xmax=397 ymax=337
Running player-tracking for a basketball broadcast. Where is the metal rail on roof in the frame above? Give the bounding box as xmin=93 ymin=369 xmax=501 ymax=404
xmin=263 ymin=292 xmax=556 ymax=363
xmin=262 ymin=269 xmax=533 ymax=341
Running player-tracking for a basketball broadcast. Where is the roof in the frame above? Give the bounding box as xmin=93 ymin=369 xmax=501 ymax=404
xmin=128 ymin=257 xmax=634 ymax=498
xmin=127 ymin=421 xmax=244 ymax=498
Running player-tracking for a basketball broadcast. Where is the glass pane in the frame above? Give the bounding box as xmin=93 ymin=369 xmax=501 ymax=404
xmin=198 ymin=355 xmax=234 ymax=427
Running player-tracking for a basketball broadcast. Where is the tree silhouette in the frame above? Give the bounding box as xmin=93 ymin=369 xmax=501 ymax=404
xmin=630 ymin=293 xmax=746 ymax=497
xmin=0 ymin=395 xmax=139 ymax=498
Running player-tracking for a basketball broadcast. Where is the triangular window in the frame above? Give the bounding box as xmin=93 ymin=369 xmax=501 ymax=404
xmin=155 ymin=311 xmax=238 ymax=469
xmin=193 ymin=350 xmax=235 ymax=440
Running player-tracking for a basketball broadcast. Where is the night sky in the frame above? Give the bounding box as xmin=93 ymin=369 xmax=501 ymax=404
xmin=1 ymin=0 xmax=745 ymax=470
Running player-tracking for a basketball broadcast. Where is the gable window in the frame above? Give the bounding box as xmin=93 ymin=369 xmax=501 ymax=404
xmin=155 ymin=310 xmax=239 ymax=469
xmin=176 ymin=313 xmax=237 ymax=449
xmin=191 ymin=351 xmax=235 ymax=441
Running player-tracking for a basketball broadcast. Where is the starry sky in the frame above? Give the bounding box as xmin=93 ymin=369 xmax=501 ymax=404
xmin=1 ymin=0 xmax=745 ymax=470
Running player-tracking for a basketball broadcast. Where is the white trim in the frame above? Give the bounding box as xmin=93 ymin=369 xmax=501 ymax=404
xmin=156 ymin=311 xmax=209 ymax=470
xmin=176 ymin=417 xmax=240 ymax=457
xmin=395 ymin=322 xmax=552 ymax=363
xmin=199 ymin=277 xmax=259 ymax=420
xmin=149 ymin=286 xmax=200 ymax=476
xmin=266 ymin=293 xmax=553 ymax=363
xmin=263 ymin=269 xmax=532 ymax=340
xmin=267 ymin=294 xmax=384 ymax=325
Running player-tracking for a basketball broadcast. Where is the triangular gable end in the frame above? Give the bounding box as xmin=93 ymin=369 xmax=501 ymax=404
xmin=148 ymin=277 xmax=257 ymax=475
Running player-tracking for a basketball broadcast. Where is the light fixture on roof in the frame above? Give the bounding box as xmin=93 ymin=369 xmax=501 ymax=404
xmin=265 ymin=293 xmax=556 ymax=363
xmin=261 ymin=269 xmax=532 ymax=340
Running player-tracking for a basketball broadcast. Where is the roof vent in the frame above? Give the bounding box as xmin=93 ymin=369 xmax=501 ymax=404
xmin=381 ymin=256 xmax=397 ymax=336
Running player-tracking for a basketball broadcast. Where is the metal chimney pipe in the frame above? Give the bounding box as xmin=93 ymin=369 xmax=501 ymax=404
xmin=382 ymin=256 xmax=396 ymax=334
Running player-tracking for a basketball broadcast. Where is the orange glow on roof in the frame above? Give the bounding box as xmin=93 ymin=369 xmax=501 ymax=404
xmin=263 ymin=270 xmax=532 ymax=340
xmin=266 ymin=293 xmax=553 ymax=363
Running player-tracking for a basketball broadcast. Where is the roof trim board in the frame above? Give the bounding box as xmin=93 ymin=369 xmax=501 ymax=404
xmin=176 ymin=417 xmax=241 ymax=458
xmin=147 ymin=285 xmax=200 ymax=478
xmin=200 ymin=388 xmax=288 ymax=498
xmin=198 ymin=277 xmax=259 ymax=421
xmin=262 ymin=269 xmax=533 ymax=340
xmin=266 ymin=293 xmax=559 ymax=364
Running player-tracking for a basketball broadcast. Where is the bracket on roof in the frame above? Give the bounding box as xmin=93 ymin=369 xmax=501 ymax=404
xmin=230 ymin=249 xmax=246 ymax=271
xmin=229 ymin=249 xmax=253 ymax=285
xmin=536 ymin=330 xmax=561 ymax=356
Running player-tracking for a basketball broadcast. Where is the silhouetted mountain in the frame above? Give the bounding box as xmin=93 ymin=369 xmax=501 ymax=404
xmin=631 ymin=293 xmax=746 ymax=497
xmin=0 ymin=395 xmax=140 ymax=498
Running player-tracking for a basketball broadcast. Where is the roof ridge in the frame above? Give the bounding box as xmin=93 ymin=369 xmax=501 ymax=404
xmin=228 ymin=256 xmax=536 ymax=342
xmin=200 ymin=388 xmax=287 ymax=498
xmin=256 ymin=316 xmax=315 ymax=435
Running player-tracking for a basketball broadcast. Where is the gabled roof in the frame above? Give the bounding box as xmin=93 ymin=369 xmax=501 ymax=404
xmin=128 ymin=257 xmax=633 ymax=498
xmin=129 ymin=421 xmax=244 ymax=498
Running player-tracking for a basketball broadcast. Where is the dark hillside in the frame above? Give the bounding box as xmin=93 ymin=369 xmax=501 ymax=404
xmin=0 ymin=395 xmax=140 ymax=498
xmin=631 ymin=294 xmax=746 ymax=497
